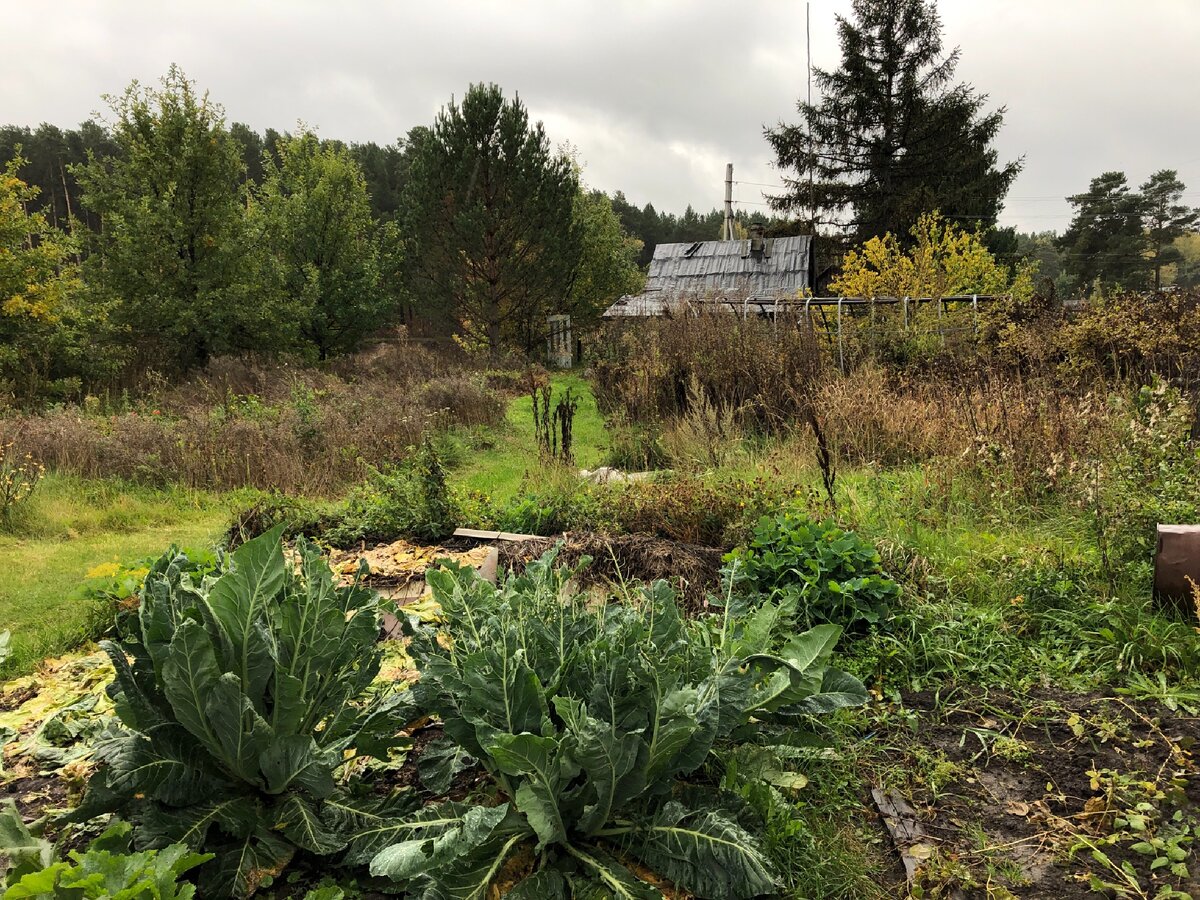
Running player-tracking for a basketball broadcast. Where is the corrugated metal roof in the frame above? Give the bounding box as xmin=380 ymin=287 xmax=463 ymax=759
xmin=605 ymin=235 xmax=812 ymax=318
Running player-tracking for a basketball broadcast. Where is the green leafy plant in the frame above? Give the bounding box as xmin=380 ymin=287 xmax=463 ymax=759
xmin=365 ymin=549 xmax=867 ymax=898
xmin=71 ymin=527 xmax=412 ymax=897
xmin=729 ymin=512 xmax=901 ymax=632
xmin=1085 ymin=379 xmax=1200 ymax=585
xmin=0 ymin=805 xmax=210 ymax=899
xmin=1067 ymin=767 xmax=1197 ymax=899
xmin=327 ymin=436 xmax=456 ymax=544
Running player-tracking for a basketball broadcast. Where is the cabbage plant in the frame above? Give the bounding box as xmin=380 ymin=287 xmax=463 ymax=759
xmin=368 ymin=550 xmax=868 ymax=899
xmin=71 ymin=527 xmax=410 ymax=897
xmin=0 ymin=807 xmax=209 ymax=900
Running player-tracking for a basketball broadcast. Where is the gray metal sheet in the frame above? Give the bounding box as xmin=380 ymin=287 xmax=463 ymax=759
xmin=606 ymin=236 xmax=812 ymax=316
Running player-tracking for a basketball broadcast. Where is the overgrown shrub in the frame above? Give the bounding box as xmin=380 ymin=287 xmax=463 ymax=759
xmin=596 ymin=476 xmax=793 ymax=545
xmin=71 ymin=528 xmax=412 ymax=896
xmin=461 ymin=473 xmax=793 ymax=546
xmin=326 ymin=436 xmax=456 ymax=544
xmin=371 ymin=550 xmax=867 ymax=898
xmin=1086 ymin=379 xmax=1200 ymax=583
xmin=729 ymin=512 xmax=900 ymax=633
xmin=980 ymin=289 xmax=1200 ymax=387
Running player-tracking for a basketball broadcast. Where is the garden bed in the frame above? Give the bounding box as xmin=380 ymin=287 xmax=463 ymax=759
xmin=871 ymin=688 xmax=1200 ymax=898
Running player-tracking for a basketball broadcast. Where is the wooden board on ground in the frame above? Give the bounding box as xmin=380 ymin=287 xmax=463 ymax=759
xmin=452 ymin=527 xmax=541 ymax=542
xmin=872 ymin=787 xmax=966 ymax=899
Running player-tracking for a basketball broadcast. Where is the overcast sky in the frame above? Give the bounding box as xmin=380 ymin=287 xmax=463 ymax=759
xmin=5 ymin=0 xmax=1200 ymax=234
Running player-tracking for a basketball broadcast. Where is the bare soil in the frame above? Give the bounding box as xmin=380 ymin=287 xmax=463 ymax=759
xmin=870 ymin=687 xmax=1200 ymax=898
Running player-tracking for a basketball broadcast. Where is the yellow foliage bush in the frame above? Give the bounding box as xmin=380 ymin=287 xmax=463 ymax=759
xmin=830 ymin=211 xmax=1014 ymax=299
xmin=0 ymin=158 xmax=83 ymax=403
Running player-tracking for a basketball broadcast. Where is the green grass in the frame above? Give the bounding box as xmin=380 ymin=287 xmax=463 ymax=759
xmin=0 ymin=474 xmax=234 ymax=676
xmin=454 ymin=373 xmax=608 ymax=503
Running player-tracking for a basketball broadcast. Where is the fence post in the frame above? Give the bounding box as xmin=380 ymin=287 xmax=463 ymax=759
xmin=972 ymin=293 xmax=979 ymax=337
xmin=837 ymin=297 xmax=845 ymax=374
xmin=903 ymin=295 xmax=909 ymax=330
xmin=937 ymin=297 xmax=945 ymax=349
xmin=869 ymin=297 xmax=877 ymax=359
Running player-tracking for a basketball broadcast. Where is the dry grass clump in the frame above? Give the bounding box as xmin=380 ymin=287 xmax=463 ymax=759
xmin=659 ymin=375 xmax=747 ymax=471
xmin=813 ymin=363 xmax=1112 ymax=499
xmin=0 ymin=340 xmax=510 ymax=496
xmin=591 ymin=308 xmax=821 ymax=432
xmin=816 ymin=366 xmax=951 ymax=467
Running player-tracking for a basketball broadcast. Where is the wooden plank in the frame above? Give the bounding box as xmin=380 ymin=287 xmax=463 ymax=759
xmin=452 ymin=527 xmax=541 ymax=542
xmin=871 ymin=787 xmax=965 ymax=898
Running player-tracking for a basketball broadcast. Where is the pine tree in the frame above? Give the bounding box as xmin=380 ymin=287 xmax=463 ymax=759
xmin=402 ymin=84 xmax=580 ymax=353
xmin=766 ymin=0 xmax=1020 ymax=245
xmin=1141 ymin=170 xmax=1199 ymax=290
xmin=1058 ymin=172 xmax=1148 ymax=292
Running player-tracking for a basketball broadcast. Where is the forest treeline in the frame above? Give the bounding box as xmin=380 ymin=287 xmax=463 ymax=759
xmin=0 ymin=121 xmax=784 ymax=271
xmin=0 ymin=70 xmax=797 ymax=403
xmin=3 ymin=0 xmax=1198 ymax=406
xmin=0 ymin=71 xmax=646 ymax=401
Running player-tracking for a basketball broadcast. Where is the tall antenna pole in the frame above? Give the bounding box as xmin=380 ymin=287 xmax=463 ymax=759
xmin=724 ymin=163 xmax=734 ymax=241
xmin=807 ymin=1 xmax=815 ymax=233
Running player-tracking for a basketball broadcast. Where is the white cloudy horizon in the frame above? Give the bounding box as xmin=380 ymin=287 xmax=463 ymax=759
xmin=5 ymin=0 xmax=1200 ymax=234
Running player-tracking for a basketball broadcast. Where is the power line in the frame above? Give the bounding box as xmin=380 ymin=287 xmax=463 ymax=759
xmin=734 ymin=180 xmax=1200 ymax=201
xmin=734 ymin=180 xmax=788 ymax=189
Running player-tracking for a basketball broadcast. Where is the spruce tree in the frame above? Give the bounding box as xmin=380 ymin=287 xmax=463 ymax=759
xmin=766 ymin=0 xmax=1020 ymax=245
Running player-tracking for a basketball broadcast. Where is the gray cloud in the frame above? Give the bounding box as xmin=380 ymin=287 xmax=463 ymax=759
xmin=5 ymin=0 xmax=1199 ymax=233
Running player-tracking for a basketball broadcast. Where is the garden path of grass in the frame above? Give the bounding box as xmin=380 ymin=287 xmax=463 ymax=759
xmin=454 ymin=372 xmax=609 ymax=503
xmin=0 ymin=476 xmax=234 ymax=675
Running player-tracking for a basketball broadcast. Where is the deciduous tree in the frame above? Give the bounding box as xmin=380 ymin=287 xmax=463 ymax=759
xmin=0 ymin=159 xmax=90 ymax=401
xmin=257 ymin=131 xmax=389 ymax=359
xmin=564 ymin=187 xmax=644 ymax=331
xmin=75 ymin=66 xmax=277 ymax=374
xmin=830 ymin=211 xmax=1013 ymax=298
